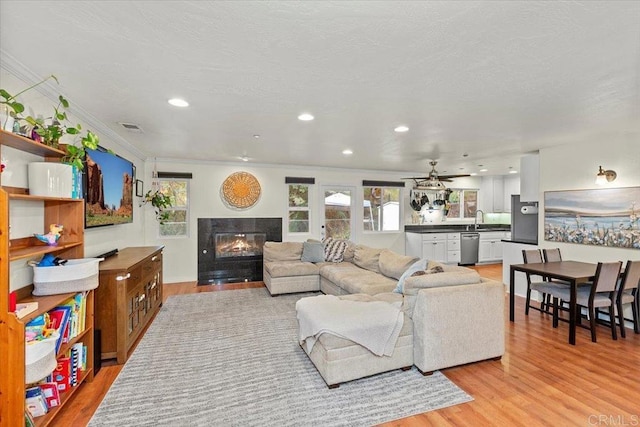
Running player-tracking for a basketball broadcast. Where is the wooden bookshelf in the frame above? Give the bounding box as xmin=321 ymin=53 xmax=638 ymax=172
xmin=0 ymin=130 xmax=93 ymax=427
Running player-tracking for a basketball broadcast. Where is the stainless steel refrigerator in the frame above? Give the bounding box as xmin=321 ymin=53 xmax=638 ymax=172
xmin=511 ymin=195 xmax=538 ymax=244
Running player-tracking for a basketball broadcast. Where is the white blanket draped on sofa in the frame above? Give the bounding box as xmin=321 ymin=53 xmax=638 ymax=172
xmin=296 ymin=295 xmax=404 ymax=357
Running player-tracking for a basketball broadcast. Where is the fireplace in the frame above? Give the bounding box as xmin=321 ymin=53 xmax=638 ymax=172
xmin=198 ymin=218 xmax=282 ymax=284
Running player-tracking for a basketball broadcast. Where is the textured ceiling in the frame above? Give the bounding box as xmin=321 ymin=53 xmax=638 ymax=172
xmin=1 ymin=1 xmax=639 ymax=176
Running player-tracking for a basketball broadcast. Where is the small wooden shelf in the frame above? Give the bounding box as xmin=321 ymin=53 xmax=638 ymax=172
xmin=8 ymin=192 xmax=83 ymax=202
xmin=0 ymin=130 xmax=66 ymax=157
xmin=32 ymin=368 xmax=94 ymax=427
xmin=9 ymin=241 xmax=84 ymax=262
xmin=17 ymin=290 xmax=86 ymax=323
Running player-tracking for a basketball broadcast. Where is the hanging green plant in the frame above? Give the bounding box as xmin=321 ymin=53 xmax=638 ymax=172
xmin=142 ymin=190 xmax=173 ymax=224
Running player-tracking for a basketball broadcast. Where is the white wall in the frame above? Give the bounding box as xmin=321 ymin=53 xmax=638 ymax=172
xmin=537 ymin=135 xmax=640 ymax=263
xmin=142 ymin=160 xmax=415 ymax=283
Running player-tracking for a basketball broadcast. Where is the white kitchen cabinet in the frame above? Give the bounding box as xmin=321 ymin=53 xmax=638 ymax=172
xmin=502 ymin=175 xmax=520 ymax=212
xmin=479 ymin=176 xmax=505 ymax=213
xmin=520 ymin=154 xmax=539 ymax=202
xmin=405 ymin=232 xmax=448 ymax=263
xmin=446 ymin=233 xmax=460 ymax=264
xmin=478 ymin=231 xmax=510 ymax=262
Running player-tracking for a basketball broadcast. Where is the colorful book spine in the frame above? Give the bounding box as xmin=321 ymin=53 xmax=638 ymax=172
xmin=70 ymin=347 xmax=79 ymax=387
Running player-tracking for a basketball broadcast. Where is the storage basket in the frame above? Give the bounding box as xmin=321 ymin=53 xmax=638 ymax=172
xmin=31 ymin=258 xmax=103 ymax=296
xmin=25 ymin=332 xmax=60 ymax=384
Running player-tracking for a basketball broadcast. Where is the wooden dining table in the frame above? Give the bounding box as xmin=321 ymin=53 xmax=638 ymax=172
xmin=509 ymin=260 xmax=598 ymax=345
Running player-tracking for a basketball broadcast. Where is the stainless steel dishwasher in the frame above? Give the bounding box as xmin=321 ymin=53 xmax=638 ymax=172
xmin=460 ymin=232 xmax=480 ymax=265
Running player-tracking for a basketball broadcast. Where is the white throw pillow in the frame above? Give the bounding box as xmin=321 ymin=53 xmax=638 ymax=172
xmin=393 ymin=259 xmax=428 ymax=293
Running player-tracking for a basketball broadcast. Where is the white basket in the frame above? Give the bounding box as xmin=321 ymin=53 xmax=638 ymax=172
xmin=32 ymin=258 xmax=103 ymax=296
xmin=25 ymin=332 xmax=60 ymax=384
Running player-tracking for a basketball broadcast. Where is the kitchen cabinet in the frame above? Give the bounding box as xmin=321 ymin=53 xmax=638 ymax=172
xmin=479 ymin=176 xmax=505 ymax=213
xmin=405 ymin=232 xmax=450 ymax=263
xmin=502 ymin=175 xmax=520 ymax=212
xmin=95 ymin=246 xmax=164 ymax=364
xmin=478 ymin=231 xmax=510 ymax=262
xmin=520 ymin=154 xmax=539 ymax=202
xmin=446 ymin=233 xmax=460 ymax=264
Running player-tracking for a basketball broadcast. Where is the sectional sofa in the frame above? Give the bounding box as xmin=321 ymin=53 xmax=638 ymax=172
xmin=263 ymin=240 xmax=505 ymax=387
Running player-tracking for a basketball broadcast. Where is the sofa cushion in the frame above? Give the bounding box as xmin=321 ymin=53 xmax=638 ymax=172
xmin=264 ymin=260 xmax=319 ymax=278
xmin=378 ymin=250 xmax=419 ymax=280
xmin=301 ymin=241 xmax=325 ymax=263
xmin=323 ymin=238 xmax=348 ymax=263
xmin=342 ymin=240 xmax=356 ymax=262
xmin=263 ymin=242 xmax=303 ymax=262
xmin=403 ymin=269 xmax=481 ymax=293
xmin=353 ymin=245 xmax=383 ymax=273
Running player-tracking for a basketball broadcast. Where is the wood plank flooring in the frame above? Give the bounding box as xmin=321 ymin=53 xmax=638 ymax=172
xmin=50 ymin=264 xmax=640 ymax=426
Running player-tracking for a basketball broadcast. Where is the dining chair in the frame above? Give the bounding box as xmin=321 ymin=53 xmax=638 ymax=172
xmin=617 ymin=260 xmax=640 ymax=337
xmin=523 ymin=249 xmax=565 ymax=315
xmin=551 ymin=261 xmax=623 ymax=342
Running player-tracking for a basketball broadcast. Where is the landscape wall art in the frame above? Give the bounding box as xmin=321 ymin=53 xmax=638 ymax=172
xmin=544 ymin=187 xmax=640 ymax=249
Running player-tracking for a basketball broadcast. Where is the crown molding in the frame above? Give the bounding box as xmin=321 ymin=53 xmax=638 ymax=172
xmin=0 ymin=49 xmax=146 ymax=160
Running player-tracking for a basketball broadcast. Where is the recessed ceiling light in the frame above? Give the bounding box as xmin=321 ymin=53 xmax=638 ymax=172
xmin=240 ymin=156 xmax=249 ymax=162
xmin=509 ymin=170 xmax=518 ymax=174
xmin=480 ymin=168 xmax=488 ymax=172
xmin=253 ymin=134 xmax=260 ymax=139
xmin=394 ymin=125 xmax=409 ymax=133
xmin=342 ymin=149 xmax=353 ymax=155
xmin=470 ymin=173 xmax=478 ymax=176
xmin=168 ymin=98 xmax=189 ymax=107
xmin=298 ymin=113 xmax=314 ymax=121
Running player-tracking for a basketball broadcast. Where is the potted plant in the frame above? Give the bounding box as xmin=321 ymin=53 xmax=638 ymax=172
xmin=1 ymin=75 xmax=101 ymax=170
xmin=142 ymin=189 xmax=172 ymax=224
xmin=0 ymin=74 xmax=58 ymax=131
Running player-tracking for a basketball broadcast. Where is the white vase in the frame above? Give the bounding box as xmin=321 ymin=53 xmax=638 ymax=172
xmin=0 ymin=105 xmax=15 ymax=132
xmin=28 ymin=162 xmax=73 ymax=198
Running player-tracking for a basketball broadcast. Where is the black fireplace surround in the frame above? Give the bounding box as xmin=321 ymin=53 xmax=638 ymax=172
xmin=198 ymin=218 xmax=282 ymax=285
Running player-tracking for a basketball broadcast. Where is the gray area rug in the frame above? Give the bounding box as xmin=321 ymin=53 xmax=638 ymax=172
xmin=89 ymin=288 xmax=472 ymax=426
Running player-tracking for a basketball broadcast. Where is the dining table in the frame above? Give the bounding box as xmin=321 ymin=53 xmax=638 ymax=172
xmin=509 ymin=260 xmax=598 ymax=345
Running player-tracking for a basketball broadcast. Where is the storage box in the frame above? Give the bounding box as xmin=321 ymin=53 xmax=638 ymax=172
xmin=32 ymin=258 xmax=103 ymax=296
xmin=25 ymin=332 xmax=60 ymax=384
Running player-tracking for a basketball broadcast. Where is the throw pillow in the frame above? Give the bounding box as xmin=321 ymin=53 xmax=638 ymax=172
xmin=393 ymin=259 xmax=427 ymax=293
xmin=324 ymin=238 xmax=347 ymax=263
xmin=301 ymin=241 xmax=325 ymax=263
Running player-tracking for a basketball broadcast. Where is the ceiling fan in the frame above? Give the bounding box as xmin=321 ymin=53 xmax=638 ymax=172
xmin=403 ymin=160 xmax=470 ymax=191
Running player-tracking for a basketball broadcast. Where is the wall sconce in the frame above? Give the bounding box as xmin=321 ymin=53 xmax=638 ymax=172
xmin=595 ymin=166 xmax=617 ymax=185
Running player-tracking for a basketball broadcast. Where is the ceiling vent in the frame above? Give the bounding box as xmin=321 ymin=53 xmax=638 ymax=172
xmin=118 ymin=122 xmax=144 ymax=133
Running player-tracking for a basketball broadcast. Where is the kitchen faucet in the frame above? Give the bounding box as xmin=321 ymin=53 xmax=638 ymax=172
xmin=474 ymin=210 xmax=485 ymax=230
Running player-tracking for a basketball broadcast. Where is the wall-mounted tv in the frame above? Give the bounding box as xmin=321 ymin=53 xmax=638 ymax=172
xmin=84 ymin=146 xmax=134 ymax=228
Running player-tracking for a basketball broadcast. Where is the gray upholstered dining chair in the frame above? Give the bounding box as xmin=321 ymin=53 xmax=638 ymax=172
xmin=523 ymin=249 xmax=566 ymax=315
xmin=617 ymin=260 xmax=640 ymax=337
xmin=550 ymin=261 xmax=623 ymax=342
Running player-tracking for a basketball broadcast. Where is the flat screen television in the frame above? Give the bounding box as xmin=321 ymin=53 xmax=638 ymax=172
xmin=83 ymin=146 xmax=134 ymax=228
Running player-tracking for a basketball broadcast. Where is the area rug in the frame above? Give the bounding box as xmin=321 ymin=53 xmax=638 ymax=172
xmin=89 ymin=288 xmax=472 ymax=426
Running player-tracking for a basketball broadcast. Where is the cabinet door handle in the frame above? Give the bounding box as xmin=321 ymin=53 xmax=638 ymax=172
xmin=138 ymin=294 xmax=146 ymax=302
xmin=151 ymin=282 xmax=156 ymax=289
xmin=116 ymin=273 xmax=131 ymax=281
xmin=151 ymin=255 xmax=158 ymax=262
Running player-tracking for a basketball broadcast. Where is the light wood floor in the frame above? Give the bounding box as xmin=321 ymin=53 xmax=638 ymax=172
xmin=51 ymin=264 xmax=640 ymax=426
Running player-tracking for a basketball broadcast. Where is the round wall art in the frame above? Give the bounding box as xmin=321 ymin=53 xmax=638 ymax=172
xmin=221 ymin=171 xmax=261 ymax=209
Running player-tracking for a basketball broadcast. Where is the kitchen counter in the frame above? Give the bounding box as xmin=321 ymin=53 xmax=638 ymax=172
xmin=405 ymin=224 xmax=511 ymax=233
xmin=502 ymin=238 xmax=537 ymax=245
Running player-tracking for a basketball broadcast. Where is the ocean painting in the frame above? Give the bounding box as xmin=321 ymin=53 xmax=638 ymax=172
xmin=544 ymin=187 xmax=640 ymax=249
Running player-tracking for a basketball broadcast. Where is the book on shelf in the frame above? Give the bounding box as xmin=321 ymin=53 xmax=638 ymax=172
xmin=25 ymin=386 xmax=48 ymax=418
xmin=15 ymin=301 xmax=39 ymax=319
xmin=47 ymin=305 xmax=71 ymax=354
xmin=52 ymin=357 xmax=71 ymax=393
xmin=38 ymin=382 xmax=60 ymax=409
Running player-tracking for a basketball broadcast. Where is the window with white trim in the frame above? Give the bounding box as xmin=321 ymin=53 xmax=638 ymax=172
xmin=363 ymin=181 xmax=403 ymax=232
xmin=287 ymin=181 xmax=312 ymax=233
xmin=446 ymin=189 xmax=478 ymax=219
xmin=159 ymin=178 xmax=189 ymax=237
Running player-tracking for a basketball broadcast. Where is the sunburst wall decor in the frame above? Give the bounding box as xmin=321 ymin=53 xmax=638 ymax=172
xmin=221 ymin=171 xmax=261 ymax=209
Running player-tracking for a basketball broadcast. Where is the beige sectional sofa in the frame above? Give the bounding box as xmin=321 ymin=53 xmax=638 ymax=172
xmin=263 ymin=240 xmax=505 ymax=388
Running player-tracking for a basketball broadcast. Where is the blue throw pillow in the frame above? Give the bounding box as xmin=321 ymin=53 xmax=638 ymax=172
xmin=301 ymin=241 xmax=325 ymax=263
xmin=393 ymin=259 xmax=428 ymax=293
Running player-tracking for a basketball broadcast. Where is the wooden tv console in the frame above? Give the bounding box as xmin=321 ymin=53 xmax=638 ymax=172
xmin=95 ymin=246 xmax=164 ymax=364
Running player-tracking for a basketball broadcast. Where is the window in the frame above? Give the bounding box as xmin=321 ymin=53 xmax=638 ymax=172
xmin=446 ymin=189 xmax=478 ymax=219
xmin=288 ymin=184 xmax=310 ymax=233
xmin=363 ymin=186 xmax=401 ymax=231
xmin=159 ymin=179 xmax=189 ymax=237
xmin=323 ymin=187 xmax=354 ymax=240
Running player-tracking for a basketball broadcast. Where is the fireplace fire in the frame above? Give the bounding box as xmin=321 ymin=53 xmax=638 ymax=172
xmin=215 ymin=233 xmax=265 ymax=258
